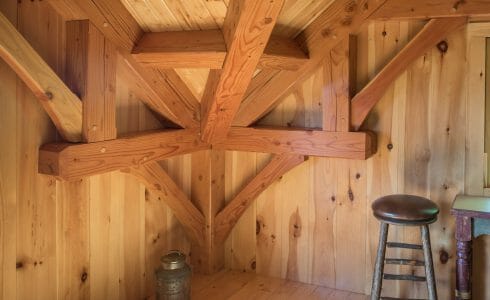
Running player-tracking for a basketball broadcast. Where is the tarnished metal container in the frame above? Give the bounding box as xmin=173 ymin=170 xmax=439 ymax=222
xmin=155 ymin=251 xmax=191 ymax=300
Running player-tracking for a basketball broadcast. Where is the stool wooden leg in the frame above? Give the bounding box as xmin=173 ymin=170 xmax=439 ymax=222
xmin=421 ymin=225 xmax=437 ymax=300
xmin=371 ymin=222 xmax=388 ymax=300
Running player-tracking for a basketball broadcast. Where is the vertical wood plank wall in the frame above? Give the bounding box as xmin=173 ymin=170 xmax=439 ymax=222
xmin=1 ymin=2 xmax=490 ymax=300
xmin=0 ymin=1 xmax=191 ymax=299
xmin=226 ymin=21 xmax=490 ymax=299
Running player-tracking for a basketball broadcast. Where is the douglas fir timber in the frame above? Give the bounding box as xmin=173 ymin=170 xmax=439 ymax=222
xmin=232 ymin=0 xmax=387 ymax=127
xmin=350 ymin=17 xmax=467 ymax=130
xmin=0 ymin=11 xmax=82 ymax=142
xmin=132 ymin=30 xmax=308 ymax=70
xmin=200 ymin=0 xmax=285 ymax=142
xmin=38 ymin=129 xmax=208 ymax=180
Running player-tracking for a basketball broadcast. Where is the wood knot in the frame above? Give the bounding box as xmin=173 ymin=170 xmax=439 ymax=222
xmin=16 ymin=262 xmax=23 ymax=269
xmin=345 ymin=1 xmax=357 ymax=12
xmin=355 ymin=173 xmax=361 ymax=179
xmin=348 ymin=188 xmax=354 ymax=201
xmin=321 ymin=28 xmax=332 ymax=38
xmin=264 ymin=17 xmax=273 ymax=24
xmin=45 ymin=91 xmax=53 ymax=100
xmin=81 ymin=271 xmax=88 ymax=283
xmin=331 ymin=195 xmax=336 ymax=202
xmin=437 ymin=40 xmax=448 ymax=54
xmin=387 ymin=143 xmax=393 ymax=151
xmin=439 ymin=249 xmax=449 ymax=264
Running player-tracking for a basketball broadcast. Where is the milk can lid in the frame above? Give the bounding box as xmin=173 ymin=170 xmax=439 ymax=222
xmin=161 ymin=250 xmax=186 ymax=270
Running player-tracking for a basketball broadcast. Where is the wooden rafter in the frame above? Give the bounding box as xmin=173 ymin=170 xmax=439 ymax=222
xmin=232 ymin=0 xmax=387 ymax=127
xmin=350 ymin=17 xmax=467 ymax=130
xmin=0 ymin=11 xmax=82 ymax=142
xmin=48 ymin=0 xmax=200 ymax=129
xmin=214 ymin=154 xmax=306 ymax=243
xmin=65 ymin=20 xmax=117 ymax=142
xmin=371 ymin=0 xmax=490 ymax=20
xmin=132 ymin=30 xmax=308 ymax=71
xmin=129 ymin=161 xmax=206 ymax=245
xmin=200 ymin=0 xmax=285 ymax=142
xmin=39 ymin=128 xmax=208 ymax=180
xmin=213 ymin=127 xmax=376 ymax=160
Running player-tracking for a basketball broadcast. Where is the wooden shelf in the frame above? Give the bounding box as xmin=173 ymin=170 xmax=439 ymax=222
xmin=190 ymin=270 xmax=368 ymax=299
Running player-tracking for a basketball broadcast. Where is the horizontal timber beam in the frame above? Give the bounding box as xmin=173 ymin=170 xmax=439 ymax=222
xmin=232 ymin=0 xmax=387 ymax=127
xmin=129 ymin=161 xmax=206 ymax=245
xmin=350 ymin=17 xmax=467 ymax=130
xmin=39 ymin=128 xmax=208 ymax=180
xmin=0 ymin=11 xmax=82 ymax=142
xmin=214 ymin=153 xmax=306 ymax=243
xmin=213 ymin=127 xmax=376 ymax=159
xmin=370 ymin=0 xmax=490 ymax=20
xmin=132 ymin=30 xmax=308 ymax=71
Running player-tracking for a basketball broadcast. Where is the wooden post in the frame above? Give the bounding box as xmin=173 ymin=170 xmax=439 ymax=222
xmin=190 ymin=150 xmax=226 ymax=274
xmin=65 ymin=20 xmax=117 ymax=142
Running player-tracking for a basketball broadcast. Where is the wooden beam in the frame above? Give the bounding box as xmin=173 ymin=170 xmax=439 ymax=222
xmin=191 ymin=150 xmax=226 ymax=274
xmin=370 ymin=0 xmax=490 ymax=20
xmin=323 ymin=36 xmax=357 ymax=132
xmin=214 ymin=153 xmax=306 ymax=243
xmin=48 ymin=0 xmax=141 ymax=52
xmin=129 ymin=161 xmax=205 ymax=245
xmin=39 ymin=128 xmax=208 ymax=180
xmin=213 ymin=127 xmax=376 ymax=159
xmin=350 ymin=17 xmax=467 ymax=130
xmin=132 ymin=30 xmax=308 ymax=71
xmin=233 ymin=0 xmax=386 ymax=127
xmin=48 ymin=0 xmax=201 ymax=128
xmin=121 ymin=55 xmax=200 ymax=128
xmin=0 ymin=11 xmax=82 ymax=142
xmin=200 ymin=0 xmax=285 ymax=142
xmin=66 ymin=20 xmax=117 ymax=142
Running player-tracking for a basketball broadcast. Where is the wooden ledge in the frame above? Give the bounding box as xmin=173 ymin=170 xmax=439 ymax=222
xmin=39 ymin=128 xmax=208 ymax=180
xmin=132 ymin=30 xmax=308 ymax=71
xmin=213 ymin=127 xmax=377 ymax=160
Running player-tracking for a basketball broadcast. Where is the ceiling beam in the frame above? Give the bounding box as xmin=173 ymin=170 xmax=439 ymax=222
xmin=200 ymin=0 xmax=285 ymax=143
xmin=370 ymin=0 xmax=490 ymax=20
xmin=47 ymin=0 xmax=200 ymax=128
xmin=129 ymin=161 xmax=206 ymax=246
xmin=65 ymin=20 xmax=117 ymax=142
xmin=39 ymin=128 xmax=208 ymax=181
xmin=0 ymin=11 xmax=82 ymax=142
xmin=214 ymin=153 xmax=306 ymax=244
xmin=233 ymin=0 xmax=387 ymax=127
xmin=350 ymin=17 xmax=467 ymax=130
xmin=132 ymin=30 xmax=308 ymax=71
xmin=213 ymin=127 xmax=376 ymax=160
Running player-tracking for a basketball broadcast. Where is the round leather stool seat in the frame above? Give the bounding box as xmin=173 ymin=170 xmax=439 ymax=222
xmin=372 ymin=194 xmax=439 ymax=225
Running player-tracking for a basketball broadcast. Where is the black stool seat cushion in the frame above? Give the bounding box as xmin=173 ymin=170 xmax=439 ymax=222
xmin=372 ymin=194 xmax=439 ymax=224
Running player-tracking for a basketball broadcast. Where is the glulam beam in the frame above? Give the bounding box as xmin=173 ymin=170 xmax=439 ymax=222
xmin=214 ymin=153 xmax=306 ymax=243
xmin=0 ymin=11 xmax=82 ymax=142
xmin=213 ymin=127 xmax=376 ymax=160
xmin=350 ymin=17 xmax=467 ymax=130
xmin=200 ymin=0 xmax=285 ymax=143
xmin=132 ymin=30 xmax=308 ymax=71
xmin=39 ymin=128 xmax=208 ymax=180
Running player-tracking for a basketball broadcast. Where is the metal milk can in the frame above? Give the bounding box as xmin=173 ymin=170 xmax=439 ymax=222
xmin=155 ymin=250 xmax=191 ymax=300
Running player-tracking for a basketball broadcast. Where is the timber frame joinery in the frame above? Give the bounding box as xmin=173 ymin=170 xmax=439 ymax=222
xmin=0 ymin=0 xmax=477 ymax=273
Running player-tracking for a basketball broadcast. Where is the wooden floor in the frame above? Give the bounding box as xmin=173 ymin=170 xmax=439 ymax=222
xmin=191 ymin=270 xmax=368 ymax=299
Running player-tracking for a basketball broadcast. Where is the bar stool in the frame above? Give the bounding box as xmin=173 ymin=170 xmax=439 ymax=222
xmin=370 ymin=194 xmax=439 ymax=300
